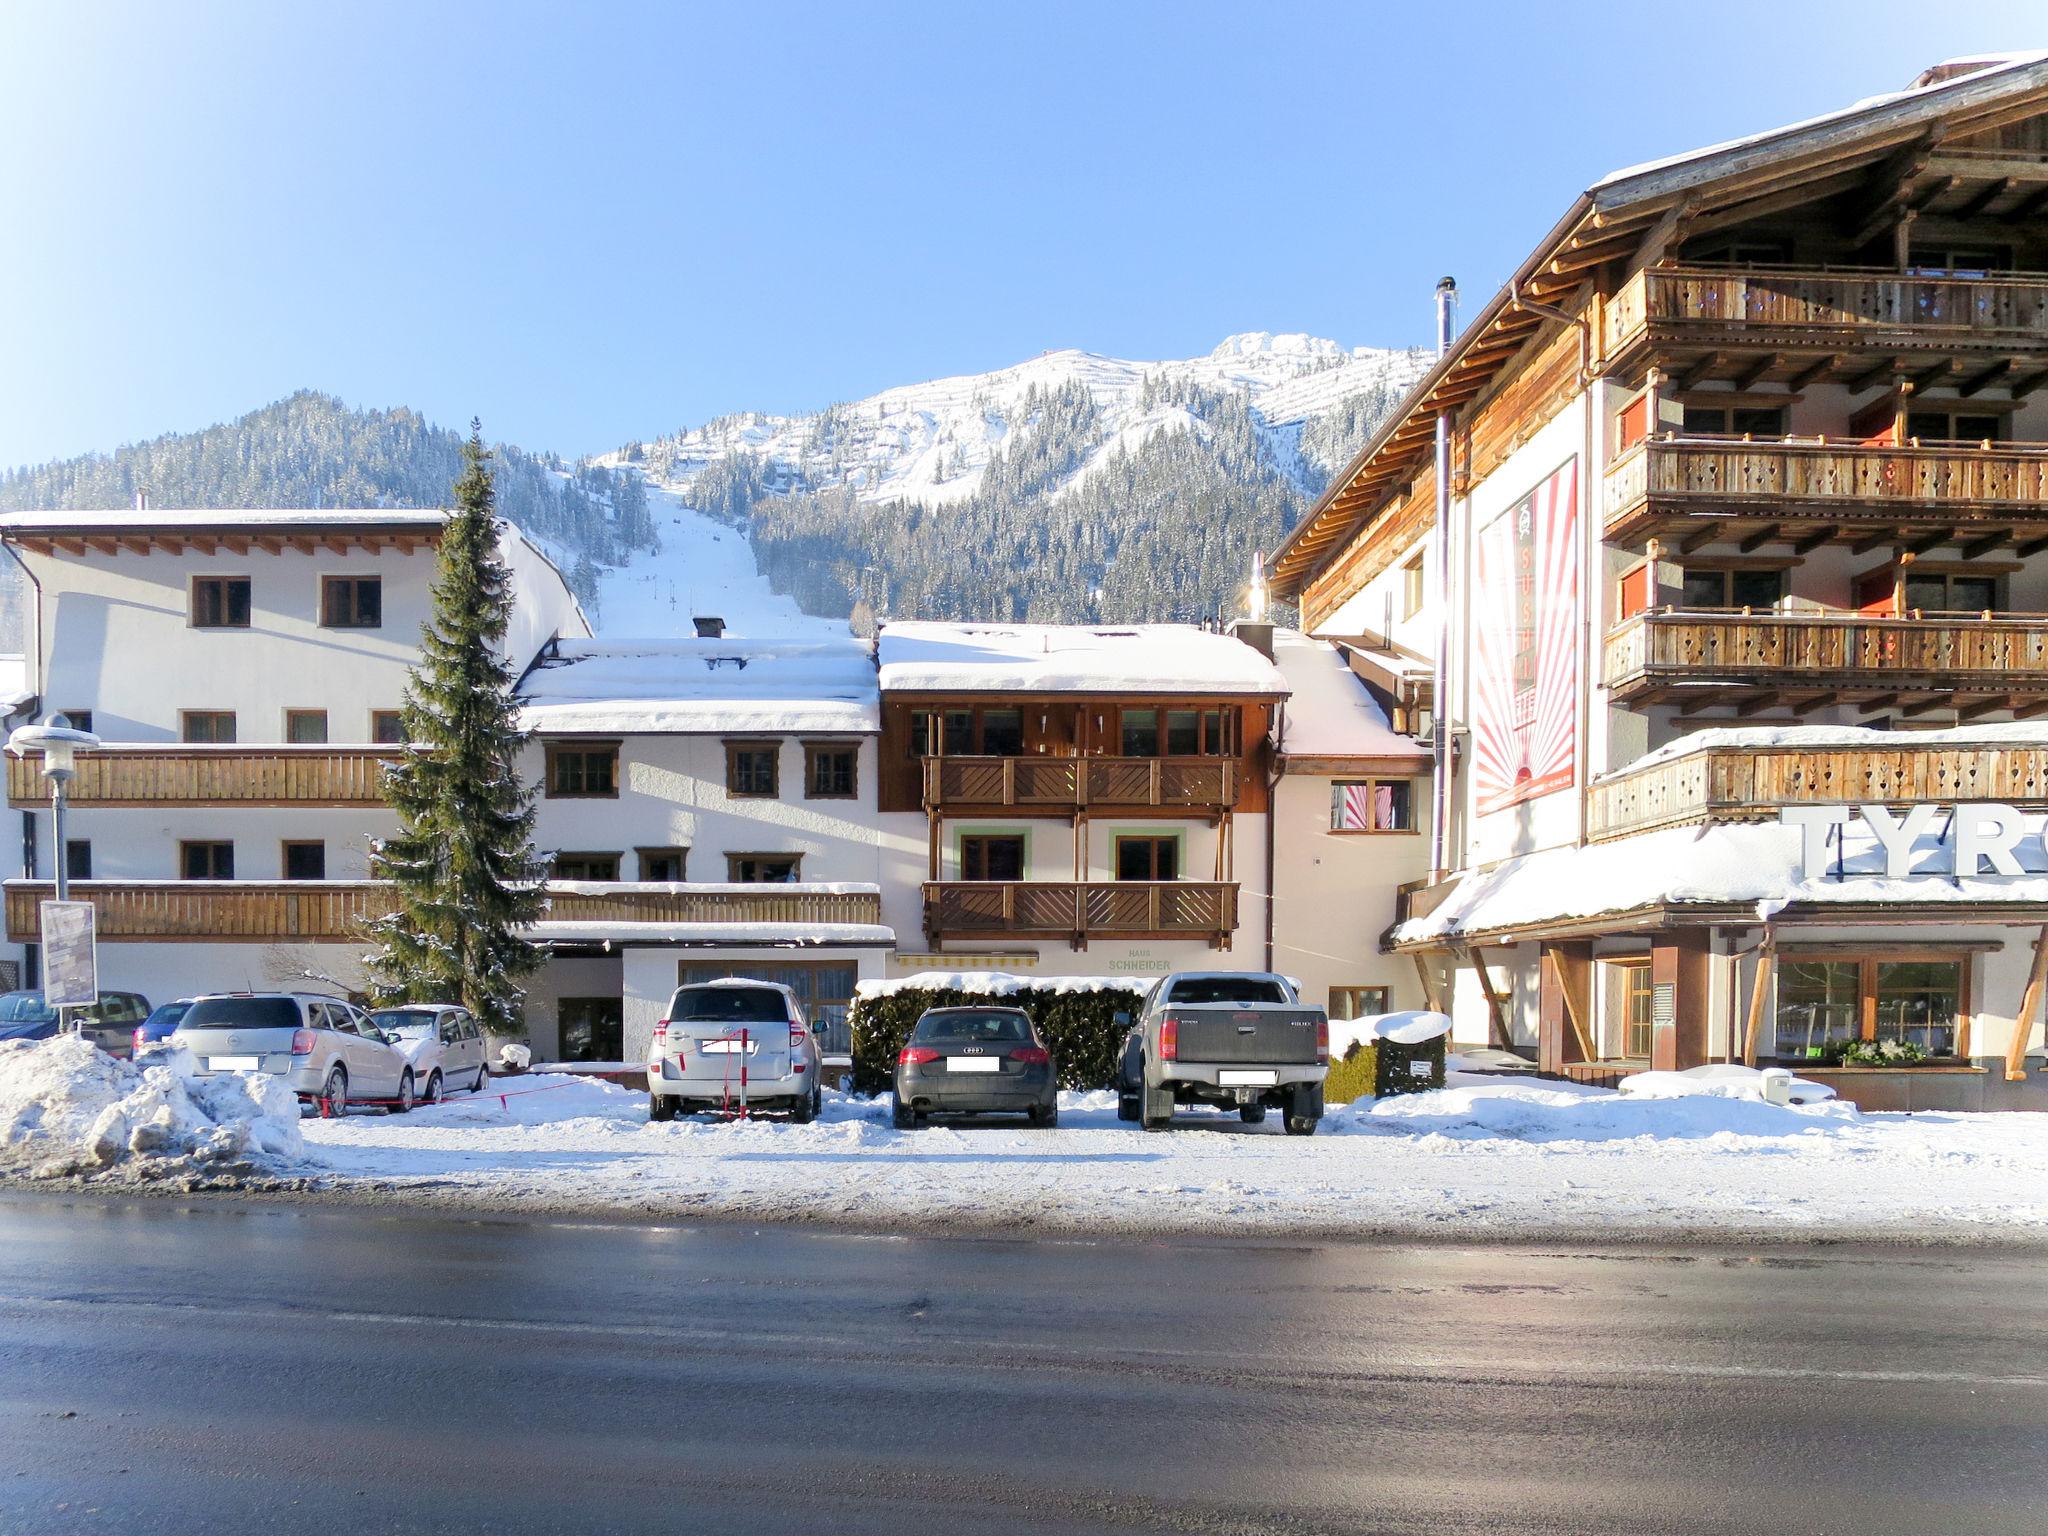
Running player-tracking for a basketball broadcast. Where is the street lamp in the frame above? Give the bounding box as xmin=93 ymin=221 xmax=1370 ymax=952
xmin=8 ymin=719 xmax=101 ymax=905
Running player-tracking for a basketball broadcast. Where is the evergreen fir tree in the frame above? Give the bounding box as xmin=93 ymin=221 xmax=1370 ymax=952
xmin=365 ymin=423 xmax=544 ymax=1037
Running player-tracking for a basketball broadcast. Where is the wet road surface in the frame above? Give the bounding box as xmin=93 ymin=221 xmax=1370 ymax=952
xmin=2 ymin=1192 xmax=2046 ymax=1533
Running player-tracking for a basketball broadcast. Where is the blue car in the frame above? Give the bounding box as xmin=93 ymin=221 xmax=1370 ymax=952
xmin=131 ymin=999 xmax=196 ymax=1058
xmin=0 ymin=989 xmax=154 ymax=1057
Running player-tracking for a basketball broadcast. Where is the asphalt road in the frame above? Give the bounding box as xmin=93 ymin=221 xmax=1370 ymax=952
xmin=1 ymin=1195 xmax=2046 ymax=1535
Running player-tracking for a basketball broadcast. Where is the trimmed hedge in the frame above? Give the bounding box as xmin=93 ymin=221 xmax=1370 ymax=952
xmin=1322 ymin=1041 xmax=1378 ymax=1106
xmin=849 ymin=983 xmax=1145 ymax=1094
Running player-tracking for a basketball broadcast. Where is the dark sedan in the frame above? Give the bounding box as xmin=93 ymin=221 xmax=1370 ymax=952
xmin=892 ymin=1006 xmax=1057 ymax=1129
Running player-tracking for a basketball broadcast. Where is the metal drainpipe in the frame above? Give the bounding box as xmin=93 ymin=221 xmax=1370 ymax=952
xmin=1264 ymin=699 xmax=1284 ymax=972
xmin=1429 ymin=277 xmax=1457 ymax=882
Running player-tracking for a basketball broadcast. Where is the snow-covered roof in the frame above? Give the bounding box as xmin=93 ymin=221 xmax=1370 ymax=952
xmin=1613 ymin=722 xmax=2048 ymax=779
xmin=0 ymin=655 xmax=29 ymax=718
xmin=1397 ymin=813 xmax=2048 ymax=945
xmin=877 ymin=622 xmax=1287 ymax=696
xmin=1269 ymin=629 xmax=1426 ymax=763
xmin=516 ymin=637 xmax=879 ymax=735
xmin=527 ymin=920 xmax=894 ymax=947
xmin=0 ymin=508 xmax=449 ymax=533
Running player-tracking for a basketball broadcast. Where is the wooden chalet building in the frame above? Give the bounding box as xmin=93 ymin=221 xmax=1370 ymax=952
xmin=1269 ymin=54 xmax=2048 ymax=1108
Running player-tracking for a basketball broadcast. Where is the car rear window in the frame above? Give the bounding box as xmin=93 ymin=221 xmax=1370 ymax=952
xmin=666 ymin=986 xmax=788 ymax=1024
xmin=1165 ymin=977 xmax=1290 ymax=1006
xmin=1 ymin=993 xmax=58 ymax=1024
xmin=370 ymin=1010 xmax=435 ymax=1039
xmin=180 ymin=997 xmax=302 ymax=1031
xmin=913 ymin=1010 xmax=1030 ymax=1044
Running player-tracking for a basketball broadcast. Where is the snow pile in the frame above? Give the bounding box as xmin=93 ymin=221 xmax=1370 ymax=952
xmin=0 ymin=1035 xmax=305 ymax=1181
xmin=877 ymin=622 xmax=1286 ymax=695
xmin=1336 ymin=1078 xmax=1859 ymax=1144
xmin=517 ymin=635 xmax=878 ymax=734
xmin=857 ymin=971 xmax=1151 ymax=1000
xmin=1620 ymin=1064 xmax=1836 ymax=1107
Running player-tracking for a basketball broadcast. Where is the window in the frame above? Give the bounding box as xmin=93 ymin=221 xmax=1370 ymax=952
xmin=557 ymin=998 xmax=624 ymax=1063
xmin=547 ymin=742 xmax=619 ymax=798
xmin=371 ymin=710 xmax=405 ymax=745
xmin=958 ymin=834 xmax=1025 ymax=882
xmin=285 ymin=709 xmax=329 ymax=745
xmin=1678 ymin=567 xmax=1786 ymax=611
xmin=282 ymin=841 xmax=326 ymax=880
xmin=979 ymin=709 xmax=1023 ymax=757
xmin=552 ymin=852 xmax=621 ymax=881
xmin=1773 ymin=955 xmax=1964 ymax=1061
xmin=1165 ymin=710 xmax=1201 ymax=756
xmin=1907 ymin=245 xmax=2008 ymax=277
xmin=1615 ymin=394 xmax=1651 ymax=454
xmin=1114 ymin=834 xmax=1179 ymax=882
xmin=1681 ymin=403 xmax=1787 ymax=437
xmin=181 ymin=711 xmax=237 ymax=744
xmin=320 ymin=576 xmax=383 ymax=629
xmin=55 ymin=710 xmax=91 ymax=734
xmin=1401 ymin=553 xmax=1427 ymax=618
xmin=180 ymin=841 xmax=235 ymax=880
xmin=679 ymin=959 xmax=857 ymax=1049
xmin=1120 ymin=708 xmax=1159 ymax=757
xmin=637 ymin=847 xmax=687 ymax=882
xmin=727 ymin=853 xmax=801 ymax=883
xmin=1329 ymin=986 xmax=1390 ymax=1021
xmin=190 ymin=576 xmax=251 ymax=628
xmin=65 ymin=841 xmax=91 ymax=881
xmin=804 ymin=742 xmax=857 ymax=799
xmin=1902 ymin=570 xmax=1999 ymax=614
xmin=912 ymin=707 xmax=1022 ymax=758
xmin=725 ymin=741 xmax=779 ymax=797
xmin=1330 ymin=780 xmax=1415 ymax=832
xmin=1618 ymin=962 xmax=1656 ymax=1059
xmin=1907 ymin=409 xmax=2006 ymax=444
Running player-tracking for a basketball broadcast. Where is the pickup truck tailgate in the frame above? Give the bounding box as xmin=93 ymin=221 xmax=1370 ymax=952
xmin=1169 ymin=1008 xmax=1323 ymax=1064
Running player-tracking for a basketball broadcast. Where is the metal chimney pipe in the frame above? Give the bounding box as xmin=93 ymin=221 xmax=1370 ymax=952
xmin=1429 ymin=276 xmax=1457 ymax=882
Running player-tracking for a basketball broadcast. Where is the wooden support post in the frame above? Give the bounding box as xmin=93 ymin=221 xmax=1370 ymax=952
xmin=1650 ymin=932 xmax=1712 ymax=1071
xmin=1469 ymin=945 xmax=1513 ymax=1050
xmin=2005 ymin=924 xmax=2048 ymax=1083
xmin=1539 ymin=942 xmax=1594 ymax=1071
xmin=1742 ymin=934 xmax=1775 ymax=1066
xmin=1411 ymin=951 xmax=1444 ymax=1015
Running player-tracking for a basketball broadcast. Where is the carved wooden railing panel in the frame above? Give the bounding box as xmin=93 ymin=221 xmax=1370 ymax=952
xmin=1603 ymin=612 xmax=2048 ymax=695
xmin=922 ymin=757 xmax=1238 ymax=810
xmin=921 ymin=880 xmax=1238 ymax=943
xmin=7 ymin=748 xmax=401 ymax=807
xmin=1606 ymin=438 xmax=2048 ymax=525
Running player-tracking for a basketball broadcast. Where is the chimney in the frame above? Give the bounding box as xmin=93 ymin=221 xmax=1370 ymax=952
xmin=1229 ymin=619 xmax=1275 ymax=660
xmin=133 ymin=491 xmax=148 ymax=512
xmin=692 ymin=615 xmax=726 ymax=639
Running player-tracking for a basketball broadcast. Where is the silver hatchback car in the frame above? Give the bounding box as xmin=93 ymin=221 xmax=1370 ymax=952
xmin=176 ymin=992 xmax=419 ymax=1114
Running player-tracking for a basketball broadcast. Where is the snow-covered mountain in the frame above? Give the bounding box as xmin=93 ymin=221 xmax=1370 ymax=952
xmin=606 ymin=332 xmax=1424 ymax=513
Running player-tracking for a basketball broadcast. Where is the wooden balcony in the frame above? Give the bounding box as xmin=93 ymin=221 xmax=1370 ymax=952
xmin=922 ymin=880 xmax=1238 ymax=949
xmin=921 ymin=755 xmax=1238 ymax=813
xmin=1603 ymin=609 xmax=2048 ymax=712
xmin=6 ymin=747 xmax=400 ymax=807
xmin=1605 ymin=436 xmax=2048 ymax=544
xmin=1604 ymin=265 xmax=2048 ymax=376
xmin=1588 ymin=741 xmax=2048 ymax=842
xmin=3 ymin=881 xmax=883 ymax=943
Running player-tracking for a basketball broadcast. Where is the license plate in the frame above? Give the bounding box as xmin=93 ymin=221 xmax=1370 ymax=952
xmin=946 ymin=1057 xmax=1002 ymax=1073
xmin=1218 ymin=1069 xmax=1277 ymax=1086
xmin=699 ymin=1040 xmax=753 ymax=1055
xmin=208 ymin=1056 xmax=261 ymax=1072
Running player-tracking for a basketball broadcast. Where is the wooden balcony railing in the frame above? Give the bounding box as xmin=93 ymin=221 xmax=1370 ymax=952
xmin=1606 ymin=265 xmax=2048 ymax=356
xmin=921 ymin=756 xmax=1239 ymax=811
xmin=6 ymin=747 xmax=400 ymax=807
xmin=922 ymin=880 xmax=1238 ymax=948
xmin=1606 ymin=436 xmax=2048 ymax=532
xmin=3 ymin=881 xmax=883 ymax=942
xmin=1603 ymin=610 xmax=2048 ymax=702
xmin=1587 ymin=742 xmax=2048 ymax=841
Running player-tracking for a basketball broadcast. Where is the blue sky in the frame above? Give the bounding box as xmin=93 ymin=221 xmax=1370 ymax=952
xmin=1 ymin=1 xmax=2042 ymax=470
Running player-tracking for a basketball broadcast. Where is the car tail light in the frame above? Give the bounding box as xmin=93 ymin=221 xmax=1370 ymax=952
xmin=1160 ymin=1017 xmax=1178 ymax=1061
xmin=652 ymin=1020 xmax=670 ymax=1047
xmin=290 ymin=1029 xmax=316 ymax=1056
xmin=1010 ymin=1045 xmax=1050 ymax=1065
xmin=132 ymin=1027 xmax=146 ymax=1052
xmin=1316 ymin=1018 xmax=1330 ymax=1064
xmin=899 ymin=1045 xmax=940 ymax=1065
xmin=789 ymin=1022 xmax=804 ymax=1044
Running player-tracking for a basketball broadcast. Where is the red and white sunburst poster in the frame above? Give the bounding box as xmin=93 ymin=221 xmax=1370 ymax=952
xmin=1472 ymin=457 xmax=1580 ymax=816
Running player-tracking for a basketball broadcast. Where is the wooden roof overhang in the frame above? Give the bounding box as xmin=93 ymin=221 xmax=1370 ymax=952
xmin=1270 ymin=57 xmax=2048 ymax=601
xmin=1392 ymin=897 xmax=2048 ymax=951
xmin=882 ymin=688 xmax=1288 ymax=705
xmin=1607 ymin=499 xmax=2048 ymax=554
xmin=3 ymin=524 xmax=444 ymax=558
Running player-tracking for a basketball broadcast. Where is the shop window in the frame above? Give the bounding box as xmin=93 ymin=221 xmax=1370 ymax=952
xmin=320 ymin=575 xmax=383 ymax=629
xmin=371 ymin=710 xmax=405 ymax=744
xmin=1329 ymin=986 xmax=1391 ymax=1022
xmin=1114 ymin=834 xmax=1179 ymax=882
xmin=1681 ymin=403 xmax=1786 ymax=437
xmin=637 ymin=847 xmax=687 ymax=882
xmin=804 ymin=743 xmax=858 ymax=799
xmin=1773 ymin=955 xmax=1963 ymax=1061
xmin=558 ymin=998 xmax=623 ymax=1063
xmin=283 ymin=841 xmax=326 ymax=880
xmin=181 ymin=711 xmax=237 ymax=744
xmin=548 ymin=742 xmax=619 ymax=798
xmin=285 ymin=709 xmax=329 ymax=744
xmin=959 ymin=835 xmax=1025 ymax=882
xmin=190 ymin=576 xmax=251 ymax=629
xmin=1330 ymin=779 xmax=1415 ymax=832
xmin=180 ymin=841 xmax=235 ymax=880
xmin=552 ymin=852 xmax=621 ymax=881
xmin=727 ymin=853 xmax=801 ymax=884
xmin=724 ymin=741 xmax=779 ymax=798
xmin=1679 ymin=567 xmax=1785 ymax=610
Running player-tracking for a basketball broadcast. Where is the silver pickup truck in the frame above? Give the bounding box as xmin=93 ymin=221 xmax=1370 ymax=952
xmin=1113 ymin=971 xmax=1328 ymax=1135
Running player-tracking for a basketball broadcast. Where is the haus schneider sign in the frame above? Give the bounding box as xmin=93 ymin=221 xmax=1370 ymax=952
xmin=1783 ymin=804 xmax=2048 ymax=882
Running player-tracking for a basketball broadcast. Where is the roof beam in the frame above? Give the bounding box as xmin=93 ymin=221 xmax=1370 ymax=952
xmin=1959 ymin=358 xmax=2020 ymax=398
xmin=1960 ymin=530 xmax=2013 ymax=559
xmin=1958 ymin=176 xmax=2018 ymax=219
xmin=1787 ymin=355 xmax=1843 ymax=391
xmin=1733 ymin=353 xmax=1783 ymax=390
xmin=1738 ymin=524 xmax=1784 ymax=553
xmin=1677 ymin=352 xmax=1728 ymax=390
xmin=2004 ymin=184 xmax=2048 ymax=222
xmin=1791 ymin=527 xmax=1836 ymax=554
xmin=1850 ymin=528 xmax=1901 ymax=554
xmin=1845 ymin=356 xmax=1905 ymax=393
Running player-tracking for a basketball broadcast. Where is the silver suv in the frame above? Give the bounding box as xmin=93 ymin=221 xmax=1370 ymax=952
xmin=176 ymin=992 xmax=418 ymax=1114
